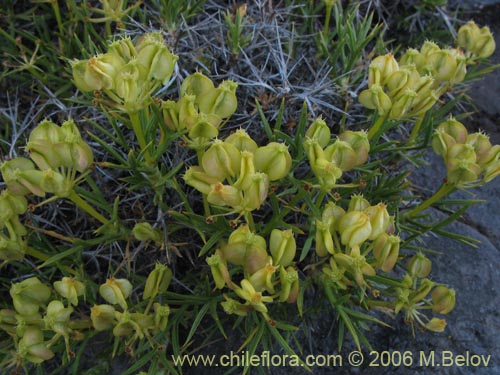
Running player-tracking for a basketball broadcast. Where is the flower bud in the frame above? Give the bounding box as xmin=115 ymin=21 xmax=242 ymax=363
xmin=410 ymin=89 xmax=439 ymax=117
xmin=0 ymin=235 xmax=26 ymax=261
xmin=202 ymin=139 xmax=241 ymax=180
xmin=207 ymin=183 xmax=243 ymax=208
xmin=206 ymin=249 xmax=232 ymax=289
xmin=322 ymin=201 xmax=345 ymax=232
xmin=181 ymin=72 xmax=216 ymax=101
xmin=188 ymin=113 xmax=220 ymax=139
xmin=420 ymin=41 xmax=441 ymax=60
xmin=270 ymin=229 xmax=296 ymax=267
xmin=446 ymin=143 xmax=481 ymax=184
xmin=161 ymin=100 xmax=180 ymax=131
xmin=457 ymin=21 xmax=496 ymax=58
xmin=225 ymin=129 xmax=258 ymax=152
xmin=184 ymin=166 xmax=221 ymax=195
xmin=53 ymin=277 xmax=85 ymax=306
xmin=304 ymin=138 xmax=326 ymax=167
xmin=483 ymin=150 xmax=500 ymax=183
xmin=324 ymin=140 xmax=357 ymax=171
xmin=427 ymin=49 xmax=458 ymax=82
xmin=136 ymin=32 xmax=178 ymax=84
xmin=108 ymin=36 xmax=136 ymax=63
xmin=0 ymin=190 xmax=27 ymax=227
xmin=248 ymin=258 xmax=277 ymax=293
xmin=243 ymin=172 xmax=269 ymax=211
xmin=209 ymin=80 xmax=238 ymax=119
xmin=223 ymin=227 xmax=267 ymax=274
xmin=40 ymin=169 xmax=71 ymax=197
xmin=439 ymin=117 xmax=469 ymax=142
xmin=389 ymin=89 xmax=417 ymax=119
xmin=153 ymin=303 xmax=170 ymax=332
xmin=44 ymin=300 xmax=73 ymax=336
xmin=234 ymin=151 xmax=256 ymax=190
xmin=10 ymin=277 xmax=51 ymax=316
xmin=431 ymin=286 xmax=456 ymax=314
xmin=348 ymin=194 xmax=370 ymax=212
xmin=132 ymin=222 xmax=162 ymax=244
xmin=372 ymin=233 xmax=400 ymax=272
xmin=1 ymin=158 xmax=46 ymax=197
xmin=358 ymin=84 xmax=392 ymax=115
xmin=386 ymin=64 xmax=420 ymax=98
xmin=315 ymin=220 xmax=334 ymax=257
xmin=177 ymin=95 xmax=199 ymax=131
xmin=368 ymin=54 xmax=399 ymax=87
xmin=338 ymin=130 xmax=370 ymax=167
xmin=279 ymin=266 xmax=299 ymax=303
xmin=447 ymin=159 xmax=481 ymax=185
xmin=466 ymin=132 xmax=492 ymax=167
xmin=407 ymin=253 xmax=432 ymax=278
xmin=337 ymin=211 xmax=372 ymax=248
xmin=400 ymin=48 xmax=425 ymax=70
xmin=365 ymin=203 xmax=390 ymax=240
xmin=254 ymin=142 xmax=292 ymax=181
xmin=99 ymin=278 xmax=133 ymax=310
xmin=305 ymin=118 xmax=331 ymax=148
xmin=26 ymin=120 xmax=64 ymax=170
xmin=71 ymin=56 xmax=114 ymax=92
xmin=115 ymin=60 xmax=144 ymax=111
xmin=409 ymin=278 xmax=435 ymax=303
xmin=91 ymin=304 xmax=116 ymax=331
xmin=312 ymin=158 xmax=343 ymax=191
xmin=432 ymin=118 xmax=469 ymax=157
xmin=143 ymin=263 xmax=172 ymax=300
xmin=18 ymin=327 xmax=54 ymax=364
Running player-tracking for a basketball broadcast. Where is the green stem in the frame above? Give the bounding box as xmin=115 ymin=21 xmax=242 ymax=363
xmin=405 ymin=183 xmax=456 ymax=218
xmin=323 ymin=2 xmax=333 ymax=40
xmin=51 ymin=0 xmax=65 ymax=37
xmin=408 ymin=114 xmax=425 ymax=144
xmin=245 ymin=211 xmax=256 ymax=232
xmin=367 ymin=115 xmax=386 ymax=140
xmin=315 ymin=190 xmax=327 ymax=210
xmin=68 ymin=190 xmax=109 ymax=225
xmin=202 ymin=194 xmax=211 ymax=217
xmin=129 ymin=111 xmax=153 ymax=163
xmin=105 ymin=20 xmax=112 ymax=38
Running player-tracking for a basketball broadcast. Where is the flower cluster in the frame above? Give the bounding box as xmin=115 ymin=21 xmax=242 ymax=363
xmin=1 ymin=277 xmax=85 ymax=364
xmin=162 ymin=72 xmax=238 ymax=144
xmin=0 ymin=120 xmax=95 ymax=261
xmin=359 ymin=21 xmax=495 ymax=120
xmin=207 ymin=225 xmax=299 ymax=317
xmin=72 ymin=32 xmax=178 ymax=113
xmin=92 ymin=264 xmax=172 ymax=346
xmin=393 ymin=253 xmax=456 ymax=333
xmin=184 ymin=129 xmax=292 ymax=215
xmin=432 ymin=118 xmax=500 ymax=186
xmin=317 ymin=195 xmax=456 ymax=332
xmin=316 ymin=195 xmax=396 ymax=284
xmin=2 ymin=120 xmax=93 ymax=199
xmin=0 ymin=264 xmax=172 ymax=365
xmin=304 ymin=118 xmax=369 ymax=190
